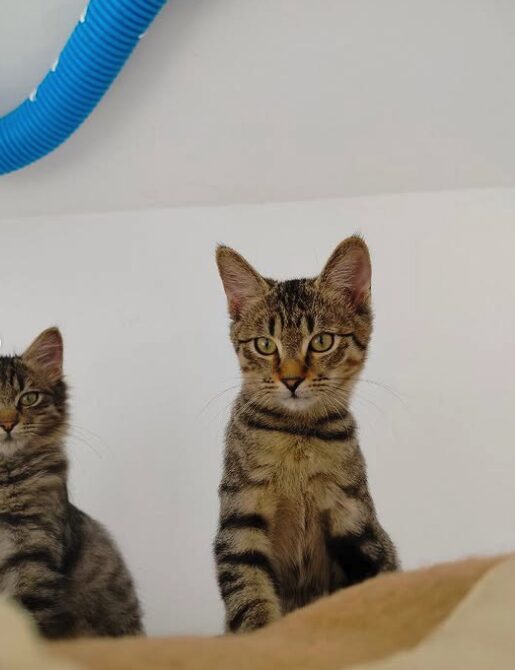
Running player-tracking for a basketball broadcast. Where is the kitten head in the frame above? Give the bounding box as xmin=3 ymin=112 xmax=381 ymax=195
xmin=216 ymin=236 xmax=372 ymax=417
xmin=0 ymin=328 xmax=67 ymax=455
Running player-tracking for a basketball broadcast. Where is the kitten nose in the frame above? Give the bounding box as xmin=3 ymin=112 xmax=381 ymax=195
xmin=281 ymin=377 xmax=303 ymax=393
xmin=0 ymin=419 xmax=18 ymax=433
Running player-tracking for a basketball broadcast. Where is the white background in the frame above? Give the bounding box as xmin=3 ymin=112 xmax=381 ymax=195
xmin=1 ymin=188 xmax=515 ymax=634
xmin=2 ymin=1 xmax=515 ymax=216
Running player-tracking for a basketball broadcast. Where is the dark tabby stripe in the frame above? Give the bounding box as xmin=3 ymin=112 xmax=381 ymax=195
xmin=312 ymin=410 xmax=348 ymax=425
xmin=222 ymin=582 xmax=246 ymax=600
xmin=219 ymin=482 xmax=241 ymax=494
xmin=220 ymin=551 xmax=278 ymax=587
xmin=326 ymin=525 xmax=387 ymax=585
xmin=242 ymin=415 xmax=355 ymax=442
xmin=249 ymin=405 xmax=290 ymax=421
xmin=213 ymin=537 xmax=231 ymax=557
xmin=0 ymin=512 xmax=60 ymax=534
xmin=0 ymin=512 xmax=45 ymax=525
xmin=5 ymin=461 xmax=67 ymax=486
xmin=229 ymin=598 xmax=269 ymax=632
xmin=217 ymin=570 xmax=240 ymax=588
xmin=218 ymin=572 xmax=246 ymax=599
xmin=19 ymin=594 xmax=56 ymax=612
xmin=338 ymin=484 xmax=364 ymax=498
xmin=2 ymin=549 xmax=60 ymax=573
xmin=220 ymin=513 xmax=268 ymax=532
xmin=251 ymin=405 xmax=348 ymax=427
xmin=349 ymin=333 xmax=366 ymax=351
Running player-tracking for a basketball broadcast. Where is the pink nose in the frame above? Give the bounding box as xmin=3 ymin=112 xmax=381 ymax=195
xmin=0 ymin=419 xmax=17 ymax=433
xmin=281 ymin=377 xmax=303 ymax=393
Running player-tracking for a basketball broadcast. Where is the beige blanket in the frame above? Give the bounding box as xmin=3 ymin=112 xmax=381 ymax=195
xmin=355 ymin=555 xmax=515 ymax=670
xmin=0 ymin=554 xmax=512 ymax=670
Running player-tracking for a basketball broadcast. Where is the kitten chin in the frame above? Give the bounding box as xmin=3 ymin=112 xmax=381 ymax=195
xmin=275 ymin=395 xmax=317 ymax=413
xmin=0 ymin=428 xmax=66 ymax=458
xmin=0 ymin=434 xmax=27 ymax=457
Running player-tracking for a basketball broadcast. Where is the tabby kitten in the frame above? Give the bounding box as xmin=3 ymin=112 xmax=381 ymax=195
xmin=214 ymin=236 xmax=398 ymax=633
xmin=0 ymin=328 xmax=142 ymax=639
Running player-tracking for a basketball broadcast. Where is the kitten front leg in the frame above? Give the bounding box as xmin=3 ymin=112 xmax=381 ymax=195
xmin=5 ymin=553 xmax=72 ymax=638
xmin=325 ymin=498 xmax=398 ymax=588
xmin=19 ymin=591 xmax=72 ymax=639
xmin=215 ymin=509 xmax=281 ymax=633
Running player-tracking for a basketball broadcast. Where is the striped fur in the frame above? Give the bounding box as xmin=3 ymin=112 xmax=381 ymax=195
xmin=0 ymin=328 xmax=142 ymax=639
xmin=215 ymin=237 xmax=398 ymax=633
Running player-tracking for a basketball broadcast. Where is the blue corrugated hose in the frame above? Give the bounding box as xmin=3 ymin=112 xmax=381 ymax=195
xmin=0 ymin=0 xmax=168 ymax=175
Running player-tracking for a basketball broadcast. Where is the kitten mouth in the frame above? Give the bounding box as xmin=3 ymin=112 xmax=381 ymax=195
xmin=280 ymin=394 xmax=313 ymax=410
xmin=283 ymin=388 xmax=311 ymax=401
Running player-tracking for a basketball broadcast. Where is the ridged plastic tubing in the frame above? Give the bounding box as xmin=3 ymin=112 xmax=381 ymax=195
xmin=0 ymin=0 xmax=168 ymax=175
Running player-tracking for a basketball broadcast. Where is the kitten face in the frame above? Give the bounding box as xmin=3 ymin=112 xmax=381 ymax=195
xmin=217 ymin=237 xmax=373 ymax=417
xmin=0 ymin=328 xmax=67 ymax=455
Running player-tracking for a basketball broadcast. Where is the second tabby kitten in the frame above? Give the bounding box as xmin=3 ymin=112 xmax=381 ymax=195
xmin=215 ymin=236 xmax=398 ymax=633
xmin=0 ymin=328 xmax=142 ymax=638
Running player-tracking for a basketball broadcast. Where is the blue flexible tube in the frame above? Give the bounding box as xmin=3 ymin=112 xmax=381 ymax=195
xmin=0 ymin=0 xmax=168 ymax=175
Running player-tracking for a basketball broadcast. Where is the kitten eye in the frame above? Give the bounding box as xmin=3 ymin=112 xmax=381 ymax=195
xmin=309 ymin=333 xmax=335 ymax=353
xmin=19 ymin=392 xmax=40 ymax=407
xmin=254 ymin=337 xmax=277 ymax=355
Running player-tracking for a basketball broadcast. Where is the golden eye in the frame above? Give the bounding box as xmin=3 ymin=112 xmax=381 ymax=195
xmin=254 ymin=337 xmax=277 ymax=355
xmin=309 ymin=333 xmax=335 ymax=353
xmin=19 ymin=392 xmax=40 ymax=407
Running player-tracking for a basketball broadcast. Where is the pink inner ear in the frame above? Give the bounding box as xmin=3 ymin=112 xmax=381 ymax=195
xmin=227 ymin=278 xmax=257 ymax=319
xmin=217 ymin=250 xmax=266 ymax=319
xmin=224 ymin=272 xmax=248 ymax=316
xmin=320 ymin=242 xmax=371 ymax=306
xmin=39 ymin=341 xmax=62 ymax=369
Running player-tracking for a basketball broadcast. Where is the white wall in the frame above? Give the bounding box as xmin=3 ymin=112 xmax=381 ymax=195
xmin=2 ymin=1 xmax=515 ymax=217
xmin=1 ymin=187 xmax=514 ymax=634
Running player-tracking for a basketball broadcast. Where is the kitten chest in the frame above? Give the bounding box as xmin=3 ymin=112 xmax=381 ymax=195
xmin=264 ymin=435 xmax=336 ymax=609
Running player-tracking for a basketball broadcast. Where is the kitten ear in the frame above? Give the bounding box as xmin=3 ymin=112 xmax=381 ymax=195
xmin=317 ymin=236 xmax=372 ymax=307
xmin=216 ymin=246 xmax=268 ymax=319
xmin=22 ymin=327 xmax=63 ymax=383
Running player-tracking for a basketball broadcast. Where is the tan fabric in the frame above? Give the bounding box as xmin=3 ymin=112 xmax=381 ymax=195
xmin=0 ymin=598 xmax=76 ymax=670
xmin=49 ymin=555 xmax=504 ymax=670
xmin=351 ymin=555 xmax=515 ymax=669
